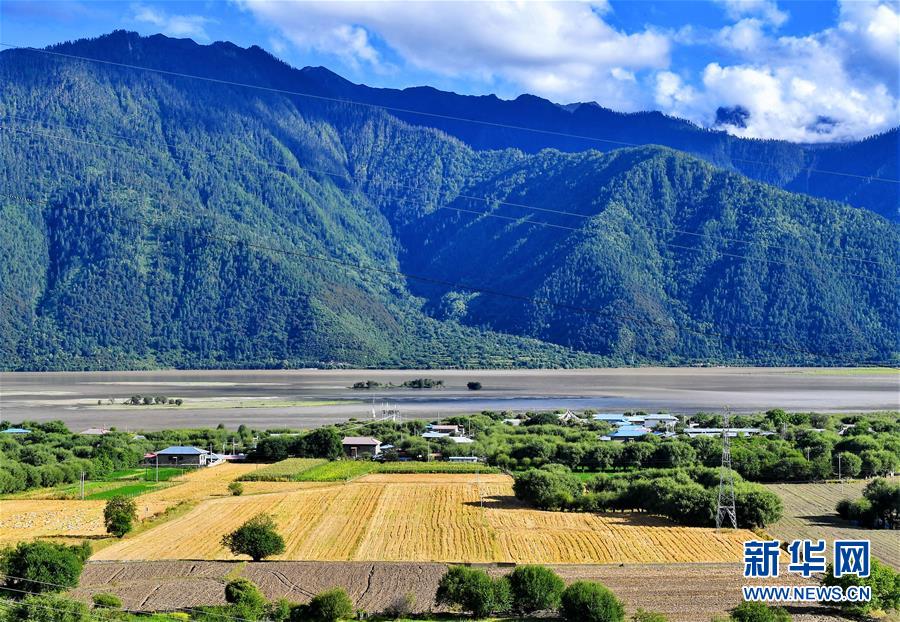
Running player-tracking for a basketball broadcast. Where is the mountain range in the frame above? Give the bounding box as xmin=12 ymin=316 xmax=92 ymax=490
xmin=0 ymin=31 xmax=896 ymax=370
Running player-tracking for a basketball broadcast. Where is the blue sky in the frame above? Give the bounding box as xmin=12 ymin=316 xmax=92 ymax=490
xmin=2 ymin=0 xmax=897 ymax=142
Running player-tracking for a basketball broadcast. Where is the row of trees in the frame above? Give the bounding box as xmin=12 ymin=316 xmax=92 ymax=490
xmin=0 ymin=420 xmax=260 ymax=494
xmin=328 ymin=410 xmax=899 ymax=482
xmin=513 ymin=466 xmax=784 ymax=528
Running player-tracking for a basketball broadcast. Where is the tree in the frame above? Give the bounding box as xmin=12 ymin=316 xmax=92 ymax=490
xmin=863 ymin=477 xmax=900 ymax=528
xmin=525 ymin=412 xmax=560 ymax=426
xmin=835 ymin=452 xmax=862 ymax=478
xmin=467 ymin=381 xmax=482 ymax=390
xmin=305 ymin=588 xmax=354 ymax=622
xmin=508 ymin=564 xmax=565 ymax=613
xmin=301 ymin=427 xmax=343 ymax=460
xmin=221 ymin=514 xmax=285 ymax=561
xmin=729 ymin=601 xmax=790 ymax=622
xmin=225 ymin=578 xmax=267 ymax=620
xmin=822 ymin=559 xmax=899 ymax=616
xmin=513 ymin=468 xmax=582 ymax=510
xmin=560 ymin=581 xmax=624 ymax=622
xmin=103 ymin=495 xmax=137 ymax=537
xmin=0 ymin=540 xmax=91 ymax=594
xmin=734 ymin=487 xmax=783 ymax=528
xmin=228 ymin=481 xmax=244 ymax=496
xmin=436 ymin=565 xmax=510 ymax=618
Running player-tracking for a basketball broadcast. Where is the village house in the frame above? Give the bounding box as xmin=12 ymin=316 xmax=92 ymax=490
xmin=427 ymin=424 xmax=462 ymax=435
xmin=149 ymin=446 xmax=212 ymax=467
xmin=342 ymin=436 xmax=382 ymax=458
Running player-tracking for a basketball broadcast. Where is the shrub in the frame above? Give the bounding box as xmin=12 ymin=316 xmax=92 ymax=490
xmin=508 ymin=564 xmax=565 ymax=613
xmin=0 ymin=540 xmax=91 ymax=594
xmin=228 ymin=481 xmax=244 ymax=496
xmin=560 ymin=581 xmax=624 ymax=622
xmin=436 ymin=565 xmax=511 ymax=618
xmin=5 ymin=593 xmax=91 ymax=622
xmin=384 ymin=591 xmax=416 ymax=617
xmin=729 ymin=601 xmax=790 ymax=622
xmin=225 ymin=578 xmax=268 ymax=620
xmin=631 ymin=610 xmax=669 ymax=622
xmin=822 ymin=559 xmax=899 ymax=616
xmin=305 ymin=588 xmax=354 ymax=622
xmin=221 ymin=514 xmax=285 ymax=561
xmin=91 ymin=593 xmax=122 ymax=609
xmin=103 ymin=495 xmax=137 ymax=537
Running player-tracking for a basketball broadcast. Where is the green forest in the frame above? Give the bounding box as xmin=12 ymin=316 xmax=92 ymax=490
xmin=0 ymin=32 xmax=897 ymax=370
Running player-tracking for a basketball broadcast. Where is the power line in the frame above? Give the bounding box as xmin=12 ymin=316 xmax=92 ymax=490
xmin=1 ymin=41 xmax=898 ymax=185
xmin=2 ymin=123 xmax=896 ymax=285
xmin=2 ymin=190 xmax=896 ymax=368
xmin=3 ymin=112 xmax=894 ymax=270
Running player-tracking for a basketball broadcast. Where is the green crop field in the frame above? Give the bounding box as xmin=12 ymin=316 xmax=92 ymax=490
xmin=294 ymin=461 xmax=377 ymax=481
xmin=375 ymin=461 xmax=499 ymax=474
xmin=85 ymin=482 xmax=162 ymax=500
xmin=237 ymin=458 xmax=328 ymax=481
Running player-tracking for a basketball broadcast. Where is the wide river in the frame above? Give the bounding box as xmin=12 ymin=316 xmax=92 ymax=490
xmin=0 ymin=368 xmax=897 ymax=431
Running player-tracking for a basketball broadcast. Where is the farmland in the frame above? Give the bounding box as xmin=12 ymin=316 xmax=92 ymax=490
xmin=0 ymin=462 xmax=259 ymax=545
xmin=69 ymin=560 xmax=834 ymax=622
xmin=92 ymin=473 xmax=753 ymax=563
xmin=236 ymin=458 xmax=327 ymax=481
xmin=765 ymin=480 xmax=899 ymax=568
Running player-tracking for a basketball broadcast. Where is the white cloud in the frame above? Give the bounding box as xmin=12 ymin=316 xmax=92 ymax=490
xmin=132 ymin=3 xmax=213 ymax=40
xmin=235 ymin=0 xmax=896 ymax=142
xmin=716 ymin=0 xmax=788 ymax=27
xmin=656 ymin=0 xmax=900 ymax=142
xmin=236 ymin=0 xmax=670 ymax=110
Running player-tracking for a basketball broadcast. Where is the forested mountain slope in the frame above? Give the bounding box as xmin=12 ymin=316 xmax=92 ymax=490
xmin=31 ymin=30 xmax=897 ymax=220
xmin=0 ymin=32 xmax=896 ymax=370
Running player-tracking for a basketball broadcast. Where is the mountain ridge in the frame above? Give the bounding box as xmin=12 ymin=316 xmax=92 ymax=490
xmin=0 ymin=31 xmax=896 ymax=370
xmin=32 ymin=30 xmax=900 ymax=221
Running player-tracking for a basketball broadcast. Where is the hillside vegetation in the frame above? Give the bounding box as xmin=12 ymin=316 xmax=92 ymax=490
xmin=0 ymin=31 xmax=897 ymax=370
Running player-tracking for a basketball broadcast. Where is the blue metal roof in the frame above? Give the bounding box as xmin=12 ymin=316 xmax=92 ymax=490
xmin=610 ymin=426 xmax=650 ymax=438
xmin=1 ymin=428 xmax=31 ymax=434
xmin=156 ymin=446 xmax=209 ymax=455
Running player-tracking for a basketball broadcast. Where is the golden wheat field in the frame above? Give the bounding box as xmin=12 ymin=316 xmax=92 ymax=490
xmin=92 ymin=474 xmax=753 ymax=564
xmin=0 ymin=462 xmax=261 ymax=545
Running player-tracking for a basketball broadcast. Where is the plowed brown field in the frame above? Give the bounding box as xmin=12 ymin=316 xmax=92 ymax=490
xmin=72 ymin=560 xmax=848 ymax=622
xmin=93 ymin=474 xmax=752 ymax=563
xmin=765 ymin=480 xmax=899 ymax=568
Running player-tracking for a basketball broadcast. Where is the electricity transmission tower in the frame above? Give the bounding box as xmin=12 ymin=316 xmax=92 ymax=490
xmin=716 ymin=406 xmax=738 ymax=530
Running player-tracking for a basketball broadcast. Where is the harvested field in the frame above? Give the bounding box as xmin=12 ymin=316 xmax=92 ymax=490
xmin=94 ymin=474 xmax=753 ymax=564
xmin=72 ymin=560 xmax=850 ymax=622
xmin=0 ymin=499 xmax=171 ymax=545
xmin=136 ymin=462 xmax=259 ymax=507
xmin=765 ymin=480 xmax=899 ymax=568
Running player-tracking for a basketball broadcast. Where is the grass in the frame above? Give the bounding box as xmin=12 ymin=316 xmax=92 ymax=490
xmin=237 ymin=458 xmax=327 ymax=481
xmin=142 ymin=467 xmax=189 ymax=482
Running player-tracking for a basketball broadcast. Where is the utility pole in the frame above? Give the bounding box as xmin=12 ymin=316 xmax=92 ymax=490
xmin=80 ymin=472 xmax=85 ymax=500
xmin=716 ymin=406 xmax=738 ymax=531
xmin=838 ymin=454 xmax=843 ymax=495
xmin=155 ymin=455 xmax=159 ymax=483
